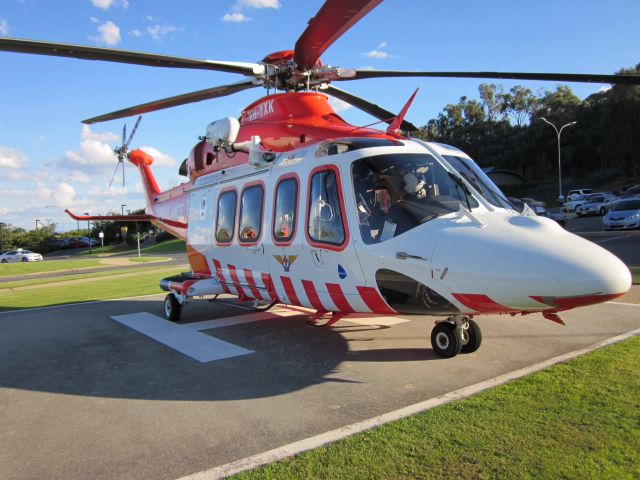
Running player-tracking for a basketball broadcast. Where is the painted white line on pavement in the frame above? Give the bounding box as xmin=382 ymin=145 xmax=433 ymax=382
xmin=112 ymin=312 xmax=254 ymax=362
xmin=607 ymin=301 xmax=640 ymax=307
xmin=595 ymin=235 xmax=631 ymax=244
xmin=176 ymin=327 xmax=640 ymax=480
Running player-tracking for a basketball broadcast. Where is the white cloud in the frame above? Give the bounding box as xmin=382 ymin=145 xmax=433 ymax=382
xmin=147 ymin=24 xmax=182 ymax=40
xmin=0 ymin=18 xmax=9 ymax=35
xmin=358 ymin=65 xmax=376 ymax=71
xmin=69 ymin=170 xmax=92 ymax=183
xmin=61 ymin=139 xmax=117 ymax=173
xmin=223 ymin=0 xmax=280 ymax=23
xmin=90 ymin=16 xmax=100 ymax=23
xmin=81 ymin=124 xmax=119 ymax=142
xmin=327 ymin=97 xmax=352 ymax=113
xmin=222 ymin=13 xmax=251 ymax=23
xmin=0 ymin=146 xmax=27 ymax=169
xmin=90 ymin=0 xmax=128 ymax=10
xmin=91 ymin=20 xmax=121 ymax=46
xmin=599 ymin=85 xmax=612 ymax=93
xmin=129 ymin=29 xmax=142 ymax=38
xmin=363 ymin=50 xmax=389 ymax=59
xmin=236 ymin=0 xmax=281 ymax=8
xmin=54 ymin=182 xmax=77 ymax=207
xmin=140 ymin=146 xmax=177 ymax=167
xmin=377 ymin=42 xmax=387 ymax=49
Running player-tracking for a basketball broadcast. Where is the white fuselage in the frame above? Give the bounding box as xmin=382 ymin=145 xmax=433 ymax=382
xmin=183 ymin=139 xmax=631 ymax=316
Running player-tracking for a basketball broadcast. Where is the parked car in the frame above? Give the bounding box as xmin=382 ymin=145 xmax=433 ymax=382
xmin=575 ymin=193 xmax=617 ymax=217
xmin=521 ymin=197 xmax=548 ymax=216
xmin=602 ymin=198 xmax=640 ymax=230
xmin=0 ymin=249 xmax=44 ymax=263
xmin=566 ymin=189 xmax=594 ymax=201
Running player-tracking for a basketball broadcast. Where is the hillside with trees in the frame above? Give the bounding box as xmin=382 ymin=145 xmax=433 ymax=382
xmin=415 ymin=63 xmax=640 ymax=192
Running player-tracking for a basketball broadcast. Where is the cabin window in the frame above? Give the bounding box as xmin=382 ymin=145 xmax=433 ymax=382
xmin=307 ymin=169 xmax=345 ymax=246
xmin=273 ymin=177 xmax=298 ymax=243
xmin=216 ymin=190 xmax=237 ymax=243
xmin=238 ymin=184 xmax=264 ymax=243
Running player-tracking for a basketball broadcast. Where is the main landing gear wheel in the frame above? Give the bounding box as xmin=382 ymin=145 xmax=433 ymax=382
xmin=164 ymin=293 xmax=182 ymax=322
xmin=461 ymin=318 xmax=482 ymax=354
xmin=431 ymin=322 xmax=462 ymax=358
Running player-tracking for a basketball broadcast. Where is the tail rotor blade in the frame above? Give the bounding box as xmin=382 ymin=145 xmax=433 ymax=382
xmin=125 ymin=115 xmax=142 ymax=149
xmin=122 ymin=160 xmax=125 ymax=188
xmin=108 ymin=161 xmax=121 ymax=189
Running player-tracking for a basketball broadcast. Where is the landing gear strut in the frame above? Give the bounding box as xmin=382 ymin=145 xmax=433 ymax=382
xmin=430 ymin=315 xmax=482 ymax=358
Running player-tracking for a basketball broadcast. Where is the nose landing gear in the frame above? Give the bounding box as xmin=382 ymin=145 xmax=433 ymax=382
xmin=431 ymin=315 xmax=482 ymax=358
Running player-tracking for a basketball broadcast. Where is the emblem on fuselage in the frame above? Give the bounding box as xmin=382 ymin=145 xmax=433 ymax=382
xmin=274 ymin=254 xmax=298 ymax=272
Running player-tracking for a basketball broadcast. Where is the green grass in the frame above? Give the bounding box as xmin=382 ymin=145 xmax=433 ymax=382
xmin=0 ymin=258 xmax=104 ymax=277
xmin=0 ymin=266 xmax=184 ymax=311
xmin=73 ymin=238 xmax=186 ymax=256
xmin=0 ymin=264 xmax=182 ymax=290
xmin=631 ymin=267 xmax=639 ymax=285
xmin=234 ymin=337 xmax=640 ymax=480
xmin=127 ymin=256 xmax=167 ymax=263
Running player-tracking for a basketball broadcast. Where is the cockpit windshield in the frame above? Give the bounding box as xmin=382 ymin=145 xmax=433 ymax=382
xmin=352 ymin=153 xmax=479 ymax=244
xmin=441 ymin=155 xmax=512 ymax=209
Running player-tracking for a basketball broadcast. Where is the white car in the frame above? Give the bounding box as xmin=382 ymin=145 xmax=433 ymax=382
xmin=567 ymin=188 xmax=594 ymax=201
xmin=575 ymin=193 xmax=617 ymax=217
xmin=0 ymin=249 xmax=44 ymax=263
xmin=603 ymin=198 xmax=640 ymax=230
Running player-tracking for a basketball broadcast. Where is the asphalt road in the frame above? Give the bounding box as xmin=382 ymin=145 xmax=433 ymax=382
xmin=564 ymin=214 xmax=640 ymax=267
xmin=0 ymin=295 xmax=638 ymax=480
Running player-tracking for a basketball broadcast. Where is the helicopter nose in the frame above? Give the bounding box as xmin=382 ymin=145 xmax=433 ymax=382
xmin=432 ymin=214 xmax=631 ymax=312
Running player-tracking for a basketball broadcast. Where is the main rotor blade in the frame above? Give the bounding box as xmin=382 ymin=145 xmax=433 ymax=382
xmin=83 ymin=79 xmax=260 ymax=124
xmin=323 ymin=84 xmax=418 ymax=132
xmin=294 ymin=0 xmax=382 ymax=71
xmin=341 ymin=70 xmax=640 ymax=85
xmin=0 ymin=37 xmax=265 ymax=75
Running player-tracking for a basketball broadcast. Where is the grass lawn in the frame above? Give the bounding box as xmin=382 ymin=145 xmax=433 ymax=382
xmin=74 ymin=238 xmax=186 ymax=256
xmin=0 ymin=258 xmax=104 ymax=277
xmin=0 ymin=266 xmax=184 ymax=311
xmin=631 ymin=267 xmax=639 ymax=285
xmin=234 ymin=336 xmax=640 ymax=480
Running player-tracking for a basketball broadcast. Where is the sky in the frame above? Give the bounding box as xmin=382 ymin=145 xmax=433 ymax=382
xmin=1 ymin=0 xmax=639 ymax=232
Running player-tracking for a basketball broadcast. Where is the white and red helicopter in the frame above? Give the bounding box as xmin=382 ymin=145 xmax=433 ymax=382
xmin=2 ymin=0 xmax=637 ymax=358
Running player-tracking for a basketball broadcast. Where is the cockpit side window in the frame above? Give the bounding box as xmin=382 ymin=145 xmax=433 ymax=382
xmin=352 ymin=153 xmax=477 ymax=244
xmin=307 ymin=167 xmax=346 ymax=248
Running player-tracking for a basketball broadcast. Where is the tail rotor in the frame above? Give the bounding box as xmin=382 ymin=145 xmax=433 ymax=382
xmin=109 ymin=115 xmax=142 ymax=188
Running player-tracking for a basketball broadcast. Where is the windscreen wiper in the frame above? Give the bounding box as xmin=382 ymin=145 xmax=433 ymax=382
xmin=447 ymin=171 xmax=472 ymax=210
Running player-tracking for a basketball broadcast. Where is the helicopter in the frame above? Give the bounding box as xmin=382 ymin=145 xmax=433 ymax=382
xmin=1 ymin=0 xmax=637 ymax=358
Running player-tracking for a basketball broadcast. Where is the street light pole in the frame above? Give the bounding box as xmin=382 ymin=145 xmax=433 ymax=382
xmin=85 ymin=212 xmax=92 ymax=254
xmin=35 ymin=219 xmax=41 ymax=230
xmin=541 ymin=117 xmax=577 ymax=203
xmin=121 ymin=204 xmax=127 ymax=216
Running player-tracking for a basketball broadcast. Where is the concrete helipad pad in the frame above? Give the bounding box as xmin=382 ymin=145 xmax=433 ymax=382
xmin=0 ymin=296 xmax=638 ymax=480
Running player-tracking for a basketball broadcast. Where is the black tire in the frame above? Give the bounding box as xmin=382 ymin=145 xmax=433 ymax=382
xmin=1 ymin=259 xmax=7 ymax=263
xmin=431 ymin=322 xmax=462 ymax=358
xmin=164 ymin=294 xmax=182 ymax=322
xmin=21 ymin=257 xmax=28 ymax=262
xmin=461 ymin=319 xmax=482 ymax=354
xmin=599 ymin=207 xmax=606 ymax=216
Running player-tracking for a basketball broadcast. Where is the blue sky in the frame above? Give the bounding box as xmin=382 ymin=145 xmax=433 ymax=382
xmin=1 ymin=0 xmax=638 ymax=231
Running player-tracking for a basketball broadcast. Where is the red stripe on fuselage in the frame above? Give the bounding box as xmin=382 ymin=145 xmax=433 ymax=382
xmin=301 ymin=280 xmax=325 ymax=311
xmin=261 ymin=273 xmax=280 ymax=302
xmin=212 ymin=259 xmax=232 ymax=294
xmin=452 ymin=293 xmax=515 ymax=313
xmin=243 ymin=269 xmax=263 ymax=300
xmin=326 ymin=283 xmax=354 ymax=313
xmin=281 ymin=276 xmax=301 ymax=306
xmin=531 ymin=293 xmax=625 ymax=311
xmin=356 ymin=286 xmax=396 ymax=314
xmin=227 ymin=264 xmax=247 ymax=298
